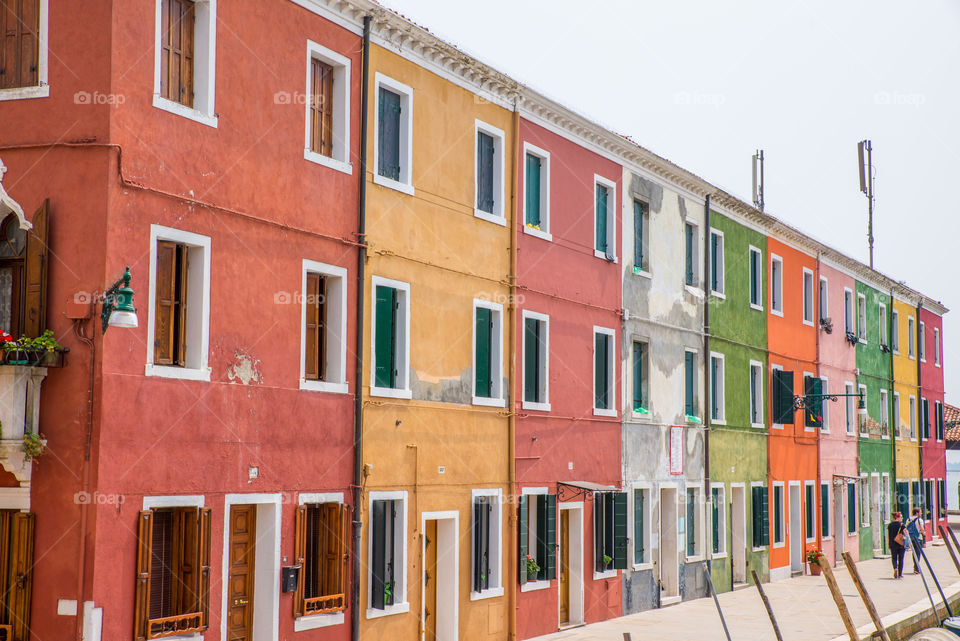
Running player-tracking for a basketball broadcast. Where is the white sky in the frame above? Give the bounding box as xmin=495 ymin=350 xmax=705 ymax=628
xmin=382 ymin=0 xmax=960 ymax=402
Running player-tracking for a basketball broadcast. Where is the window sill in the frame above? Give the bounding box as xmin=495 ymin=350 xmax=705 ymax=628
xmin=684 ymin=285 xmax=703 ymax=298
xmin=711 ymin=552 xmax=728 ymax=559
xmin=593 ymin=408 xmax=617 ymax=418
xmin=593 ymin=250 xmax=618 ymax=263
xmin=521 ymin=401 xmax=551 ymax=412
xmin=893 ymin=349 xmax=900 ymax=355
xmin=858 ymin=338 xmax=867 ymax=345
xmin=751 ymin=422 xmax=765 ymax=429
xmin=475 ymin=209 xmax=506 ymax=226
xmin=295 ymin=611 xmax=345 ymax=631
xmin=710 ymin=290 xmax=726 ymax=300
xmin=631 ymin=411 xmax=653 ymax=422
xmin=631 ymin=562 xmax=653 ymax=572
xmin=751 ymin=546 xmax=767 ymax=553
xmin=750 ymin=303 xmax=764 ymax=312
xmin=373 ymin=174 xmax=414 ymax=196
xmin=772 ymin=542 xmax=785 ymax=549
xmin=520 ymin=580 xmax=550 ymax=592
xmin=803 ymin=319 xmax=815 ymax=327
xmin=366 ymin=602 xmax=410 ymax=619
xmin=821 ymin=536 xmax=833 ymax=542
xmin=0 ymin=84 xmax=49 ymax=101
xmin=300 ymin=380 xmax=350 ymax=394
xmin=469 ymin=586 xmax=504 ymax=601
xmin=523 ymin=225 xmax=552 ymax=242
xmin=144 ymin=364 xmax=211 ymax=382
xmin=712 ymin=419 xmax=726 ymax=426
xmin=473 ymin=396 xmax=506 ymax=408
xmin=805 ymin=537 xmax=817 ymax=544
xmin=592 ymin=569 xmax=617 ymax=580
xmin=631 ymin=268 xmax=652 ymax=280
xmin=772 ymin=423 xmax=784 ymax=430
xmin=684 ymin=555 xmax=704 ymax=564
xmin=152 ymin=95 xmax=218 ymax=128
xmin=304 ymin=149 xmax=353 ymax=175
xmin=771 ymin=309 xmax=784 ymax=318
xmin=370 ymin=386 xmax=412 ymax=400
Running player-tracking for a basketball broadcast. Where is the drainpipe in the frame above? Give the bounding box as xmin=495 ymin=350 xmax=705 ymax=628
xmin=507 ymin=99 xmax=520 ymax=641
xmin=351 ymin=15 xmax=371 ymax=641
xmin=703 ymin=195 xmax=711 ymax=583
xmin=815 ymin=254 xmax=822 ymax=557
xmin=73 ymin=318 xmax=96 ymax=641
xmin=917 ymin=301 xmax=924 ymax=524
xmin=889 ymin=289 xmax=896 ymax=512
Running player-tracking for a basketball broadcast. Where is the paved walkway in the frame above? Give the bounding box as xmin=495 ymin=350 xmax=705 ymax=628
xmin=530 ymin=544 xmax=960 ymax=641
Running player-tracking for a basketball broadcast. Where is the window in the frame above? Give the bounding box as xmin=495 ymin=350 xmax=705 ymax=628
xmin=879 ymin=303 xmax=887 ymax=348
xmin=633 ymin=200 xmax=649 ymax=273
xmin=472 ymin=489 xmax=502 ymax=597
xmin=0 ymin=511 xmax=34 ymax=640
xmin=771 ymin=367 xmax=795 ymax=426
xmin=858 ymin=384 xmax=868 ymax=435
xmin=880 ymin=389 xmax=889 ymax=438
xmin=473 ymin=300 xmax=504 ymax=406
xmin=633 ymin=488 xmax=650 ymax=565
xmin=685 ymin=487 xmax=701 ymax=558
xmin=919 ymin=321 xmax=926 ymax=361
xmin=523 ymin=144 xmax=550 ymax=240
xmin=301 ymin=260 xmax=348 ymax=393
xmin=684 ymin=223 xmax=698 ymax=286
xmin=856 ymin=294 xmax=867 ymax=342
xmin=593 ymin=328 xmax=615 ymax=416
xmin=820 ymin=482 xmax=831 ymax=538
xmin=860 ymin=477 xmax=870 ymax=526
xmin=594 ymin=491 xmax=628 ymax=573
xmin=632 ymin=341 xmax=648 ymax=415
xmin=893 ymin=392 xmax=901 ymax=439
xmin=0 ymin=205 xmax=47 ymax=339
xmin=911 ymin=481 xmax=921 ymax=510
xmin=805 ymin=483 xmax=815 ymax=541
xmin=819 ymin=377 xmax=830 ymax=433
xmin=908 ymin=317 xmax=916 ymax=358
xmin=519 ymin=492 xmax=556 ymax=585
xmin=295 ymin=501 xmax=349 ymax=617
xmin=522 ymin=312 xmax=549 ymax=410
xmin=924 ymin=480 xmax=934 ymax=522
xmin=710 ymin=352 xmax=725 ymax=423
xmin=153 ymin=0 xmax=216 ymax=126
xmin=922 ymin=397 xmax=930 ymax=440
xmin=909 ymin=395 xmax=917 ymax=440
xmin=803 ymin=374 xmax=823 ymax=430
xmin=304 ymin=41 xmax=351 ymax=172
xmin=935 ymin=328 xmax=941 ymax=366
xmin=135 ymin=506 xmax=212 ymax=639
xmin=939 ymin=480 xmax=947 ymax=519
xmin=936 ymin=401 xmax=945 ymax=441
xmin=371 ymin=277 xmax=411 ymax=398
xmin=709 ymin=229 xmax=724 ymax=296
xmin=147 ymin=225 xmax=211 ymax=381
xmin=369 ymin=493 xmax=407 ymax=615
xmin=749 ymin=361 xmax=763 ymax=427
xmin=0 ymin=0 xmax=48 ymax=99
xmin=772 ymin=484 xmax=784 ymax=546
xmin=749 ymin=246 xmax=763 ymax=309
xmin=844 ymin=383 xmax=855 ymax=435
xmin=475 ymin=121 xmax=506 ymax=223
xmin=844 ymin=289 xmax=854 ymax=336
xmin=751 ymin=485 xmax=769 ymax=549
xmin=374 ymin=74 xmax=414 ymax=194
xmin=892 ymin=309 xmax=900 ymax=352
xmin=711 ymin=485 xmax=726 ymax=556
xmin=802 ymin=269 xmax=814 ymax=325
xmin=593 ymin=176 xmax=616 ymax=260
xmin=819 ymin=276 xmax=828 ymax=323
xmin=684 ymin=350 xmax=697 ymax=418
xmin=847 ymin=483 xmax=857 ymax=534
xmin=770 ymin=255 xmax=783 ymax=315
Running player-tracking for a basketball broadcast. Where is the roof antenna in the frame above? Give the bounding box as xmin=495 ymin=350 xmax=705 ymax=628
xmin=858 ymin=140 xmax=875 ymax=268
xmin=752 ymin=150 xmax=764 ymax=212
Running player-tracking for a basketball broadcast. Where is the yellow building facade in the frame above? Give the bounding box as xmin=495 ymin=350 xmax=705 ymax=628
xmin=358 ymin=40 xmax=515 ymax=641
xmin=893 ymin=296 xmax=921 ymax=498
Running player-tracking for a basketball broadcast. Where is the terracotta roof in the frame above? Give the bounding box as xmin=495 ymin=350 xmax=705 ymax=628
xmin=945 ymin=403 xmax=960 ymax=441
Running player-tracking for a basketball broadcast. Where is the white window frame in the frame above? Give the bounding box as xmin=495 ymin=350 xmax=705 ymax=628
xmin=908 ymin=316 xmax=916 ymax=359
xmin=152 ymin=0 xmax=218 ymax=127
xmin=630 ymin=337 xmax=651 ymax=420
xmin=856 ymin=293 xmax=867 ymax=343
xmin=880 ymin=388 xmax=889 ymax=440
xmin=303 ymin=40 xmax=352 ymax=174
xmin=684 ymin=221 xmax=700 ymax=291
xmin=858 ymin=384 xmax=868 ymax=435
xmin=631 ymin=198 xmax=651 ymax=276
xmin=370 ymin=276 xmax=412 ymax=399
xmin=909 ymin=394 xmax=917 ymax=441
xmin=749 ymin=360 xmax=764 ymax=428
xmin=818 ymin=276 xmax=828 ymax=323
xmin=860 ymin=474 xmax=871 ymax=527
xmin=0 ymin=0 xmax=48 ymax=101
xmin=593 ymin=175 xmax=617 ymax=262
xmin=846 ymin=482 xmax=857 ymax=534
xmin=844 ymin=381 xmax=855 ymax=435
xmin=592 ymin=326 xmax=617 ymax=417
xmin=684 ymin=347 xmax=699 ymax=419
xmin=803 ymin=370 xmax=816 ymax=432
xmin=919 ymin=321 xmax=926 ymax=362
xmin=879 ymin=303 xmax=888 ymax=348
xmin=373 ymin=72 xmax=414 ymax=195
xmin=474 ymin=120 xmax=506 ymax=225
xmin=709 ymin=351 xmax=725 ymax=425
xmin=892 ymin=308 xmax=900 ymax=353
xmin=921 ymin=396 xmax=928 ymax=441
xmin=804 ymin=481 xmax=817 ymax=543
xmin=472 ymin=299 xmax=505 ymax=407
xmin=935 ymin=328 xmax=941 ymax=366
xmin=366 ymin=491 xmax=410 ymax=618
xmin=936 ymin=401 xmax=944 ymax=441
xmin=299 ymin=259 xmax=349 ymax=394
xmin=749 ymin=245 xmax=763 ymax=311
xmin=771 ymin=363 xmax=784 ymax=430
xmin=522 ymin=142 xmax=551 ymax=241
xmin=145 ymin=224 xmax=212 ymax=381
xmin=685 ymin=485 xmax=704 ymax=562
xmin=770 ymin=254 xmax=783 ymax=317
xmin=470 ymin=488 xmax=504 ymax=600
xmin=843 ymin=288 xmax=854 ymax=336
xmin=709 ymin=229 xmax=725 ymax=298
xmin=820 ymin=481 xmax=832 ymax=541
xmin=521 ymin=310 xmax=550 ymax=412
xmin=630 ymin=483 xmax=652 ymax=569
xmin=802 ymin=268 xmax=814 ymax=326
xmin=772 ymin=482 xmax=785 ymax=548
xmin=295 ymin=492 xmax=347 ymax=630
xmin=893 ymin=391 xmax=901 ymax=440
xmin=750 ymin=481 xmax=767 ymax=552
xmin=519 ymin=487 xmax=550 ymax=592
xmin=711 ymin=483 xmax=727 ymax=558
xmin=819 ymin=376 xmax=830 ymax=433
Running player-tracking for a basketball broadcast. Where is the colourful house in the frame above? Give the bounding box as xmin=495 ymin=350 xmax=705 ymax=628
xmin=893 ymin=295 xmax=921 ymax=522
xmin=920 ymin=304 xmax=948 ymax=540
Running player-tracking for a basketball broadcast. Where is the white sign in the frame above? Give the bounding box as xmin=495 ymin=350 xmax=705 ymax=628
xmin=670 ymin=425 xmax=684 ymax=475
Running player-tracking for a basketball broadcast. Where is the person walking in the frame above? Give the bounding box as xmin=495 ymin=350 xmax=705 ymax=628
xmin=906 ymin=507 xmax=926 ymax=574
xmin=888 ymin=511 xmax=906 ymax=578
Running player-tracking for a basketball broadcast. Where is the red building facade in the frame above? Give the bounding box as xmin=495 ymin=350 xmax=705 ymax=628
xmin=920 ymin=305 xmax=947 ymax=540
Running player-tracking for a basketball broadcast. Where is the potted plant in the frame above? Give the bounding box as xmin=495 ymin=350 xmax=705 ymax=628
xmin=525 ymin=554 xmax=540 ymax=580
xmin=23 ymin=432 xmax=45 ymax=462
xmin=602 ymin=554 xmax=613 ymax=571
xmin=806 ymin=548 xmax=824 ymax=575
xmin=2 ymin=330 xmax=62 ymax=366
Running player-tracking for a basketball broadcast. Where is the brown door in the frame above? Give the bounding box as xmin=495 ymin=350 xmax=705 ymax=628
xmin=423 ymin=520 xmax=438 ymax=641
xmin=227 ymin=505 xmax=256 ymax=641
xmin=559 ymin=510 xmax=570 ymax=625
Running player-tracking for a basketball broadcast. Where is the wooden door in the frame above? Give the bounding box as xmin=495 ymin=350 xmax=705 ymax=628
xmin=423 ymin=520 xmax=438 ymax=641
xmin=227 ymin=505 xmax=256 ymax=641
xmin=559 ymin=510 xmax=570 ymax=625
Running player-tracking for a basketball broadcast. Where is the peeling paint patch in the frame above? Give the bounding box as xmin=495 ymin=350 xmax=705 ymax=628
xmin=227 ymin=350 xmax=263 ymax=385
xmin=629 ymin=173 xmax=663 ymax=213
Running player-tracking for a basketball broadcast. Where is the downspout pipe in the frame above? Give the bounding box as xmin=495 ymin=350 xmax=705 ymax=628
xmin=507 ymin=100 xmax=520 ymax=641
xmin=351 ymin=15 xmax=371 ymax=641
xmin=703 ymin=195 xmax=711 ymax=580
xmin=889 ymin=289 xmax=896 ymax=511
xmin=917 ymin=301 xmax=924 ymax=521
xmin=815 ymin=254 xmax=822 ymax=556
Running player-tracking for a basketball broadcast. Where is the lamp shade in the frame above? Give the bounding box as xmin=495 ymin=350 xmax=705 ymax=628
xmin=108 ymin=309 xmax=138 ymax=328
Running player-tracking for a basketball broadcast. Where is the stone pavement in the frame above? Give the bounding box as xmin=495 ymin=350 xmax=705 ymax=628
xmin=529 ymin=544 xmax=960 ymax=641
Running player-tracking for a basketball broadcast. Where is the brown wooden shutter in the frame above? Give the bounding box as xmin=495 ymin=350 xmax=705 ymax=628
xmin=175 ymin=245 xmax=188 ymax=366
xmin=134 ymin=511 xmax=154 ymax=641
xmin=173 ymin=508 xmax=198 ymax=616
xmin=21 ymin=199 xmax=47 ymax=338
xmin=160 ymin=0 xmax=195 ymax=107
xmin=338 ymin=503 xmax=350 ymax=604
xmin=6 ymin=513 xmax=33 ymax=641
xmin=293 ymin=505 xmax=307 ymax=618
xmin=321 ymin=503 xmax=340 ymax=597
xmin=0 ymin=0 xmax=39 ymax=90
xmin=304 ymin=273 xmax=321 ymax=380
xmin=310 ymin=59 xmax=334 ymax=156
xmin=154 ymin=241 xmax=177 ymax=365
xmin=197 ymin=507 xmax=211 ymax=630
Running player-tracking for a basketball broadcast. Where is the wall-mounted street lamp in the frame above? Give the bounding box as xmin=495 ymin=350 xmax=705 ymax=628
xmin=100 ymin=267 xmax=138 ymax=332
xmin=792 ymin=391 xmax=867 ymax=421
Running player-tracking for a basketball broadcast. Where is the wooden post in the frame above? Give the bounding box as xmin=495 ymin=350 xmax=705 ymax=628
xmin=817 ymin=555 xmax=860 ymax=641
xmin=939 ymin=525 xmax=960 ymax=575
xmin=623 ymin=635 xmax=632 ymax=641
xmin=841 ymin=552 xmax=890 ymax=641
xmin=751 ymin=569 xmax=783 ymax=641
xmin=947 ymin=525 xmax=960 ymax=565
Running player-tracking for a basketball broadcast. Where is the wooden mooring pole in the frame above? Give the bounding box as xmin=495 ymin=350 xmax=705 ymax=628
xmin=939 ymin=524 xmax=960 ymax=575
xmin=841 ymin=552 xmax=890 ymax=641
xmin=817 ymin=555 xmax=860 ymax=641
xmin=750 ymin=569 xmax=784 ymax=641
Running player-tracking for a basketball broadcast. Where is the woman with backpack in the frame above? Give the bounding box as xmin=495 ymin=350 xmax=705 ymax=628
xmin=888 ymin=511 xmax=906 ymax=579
xmin=906 ymin=507 xmax=926 ymax=574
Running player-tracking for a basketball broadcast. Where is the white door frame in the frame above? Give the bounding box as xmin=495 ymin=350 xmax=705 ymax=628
xmin=730 ymin=483 xmax=746 ymax=584
xmin=421 ymin=510 xmax=459 ymax=641
xmin=557 ymin=502 xmax=584 ymax=627
xmin=834 ymin=482 xmax=844 ymax=564
xmin=788 ymin=481 xmax=802 ymax=573
xmin=659 ymin=484 xmax=679 ymax=600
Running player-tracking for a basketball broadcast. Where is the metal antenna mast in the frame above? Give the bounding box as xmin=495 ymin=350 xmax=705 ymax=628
xmin=858 ymin=140 xmax=875 ymax=268
xmin=752 ymin=150 xmax=765 ymax=212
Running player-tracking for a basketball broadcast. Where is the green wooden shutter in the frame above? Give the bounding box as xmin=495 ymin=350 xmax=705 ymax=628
xmin=751 ymin=487 xmax=760 ymax=548
xmin=525 ymin=153 xmax=541 ymax=226
xmin=633 ymin=200 xmax=644 ymax=269
xmin=477 ymin=131 xmax=495 ymax=213
xmin=847 ymin=483 xmax=856 ymax=533
xmin=685 ymin=224 xmax=694 ymax=285
xmin=897 ymin=482 xmax=909 ymax=521
xmin=923 ymin=399 xmax=930 ymax=439
xmin=761 ymin=488 xmax=769 ymax=546
xmin=686 ymin=489 xmax=696 ymax=556
xmin=634 ymin=490 xmax=644 ymax=565
xmin=544 ymin=495 xmax=557 ymax=580
xmin=710 ymin=233 xmax=719 ymax=292
xmin=472 ymin=500 xmax=483 ymax=592
xmin=773 ymin=370 xmax=795 ymax=425
xmin=378 ymin=88 xmax=401 ymax=180
xmin=595 ymin=184 xmax=608 ymax=253
xmin=711 ymin=487 xmax=720 ymax=555
xmin=475 ymin=307 xmax=492 ymax=398
xmin=684 ymin=352 xmax=695 ymax=416
xmin=595 ymin=333 xmax=609 ymax=410
xmin=750 ymin=251 xmax=758 ymax=305
xmin=633 ymin=342 xmax=644 ymax=411
xmin=613 ymin=492 xmax=628 ymax=569
xmin=524 ymin=319 xmax=539 ymax=403
xmin=773 ymin=487 xmax=782 ymax=543
xmin=710 ymin=357 xmax=719 ymax=420
xmin=371 ymin=500 xmax=387 ymax=609
xmin=805 ymin=485 xmax=814 ymax=539
xmin=517 ymin=496 xmax=528 ymax=584
xmin=821 ymin=484 xmax=830 ymax=537
xmin=374 ymin=286 xmax=397 ymax=388
xmin=804 ymin=376 xmax=823 ymax=428
xmin=593 ymin=493 xmax=604 ymax=571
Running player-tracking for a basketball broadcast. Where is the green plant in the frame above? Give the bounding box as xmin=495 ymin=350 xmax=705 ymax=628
xmin=525 ymin=554 xmax=540 ymax=577
xmin=603 ymin=554 xmax=613 ymax=568
xmin=23 ymin=432 xmax=45 ymax=461
xmin=15 ymin=330 xmax=61 ymax=352
xmin=383 ymin=581 xmax=392 ymax=600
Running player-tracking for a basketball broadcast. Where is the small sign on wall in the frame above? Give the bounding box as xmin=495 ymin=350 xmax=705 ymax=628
xmin=670 ymin=425 xmax=684 ymax=475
